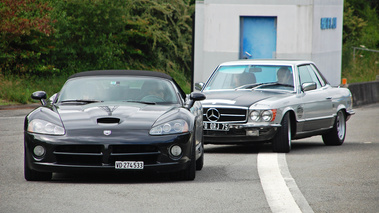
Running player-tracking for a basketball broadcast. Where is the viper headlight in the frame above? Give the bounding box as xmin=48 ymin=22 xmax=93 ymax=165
xmin=149 ymin=119 xmax=189 ymax=135
xmin=27 ymin=119 xmax=65 ymax=135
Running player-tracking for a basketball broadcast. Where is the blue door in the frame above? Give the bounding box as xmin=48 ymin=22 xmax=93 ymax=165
xmin=240 ymin=17 xmax=277 ymax=59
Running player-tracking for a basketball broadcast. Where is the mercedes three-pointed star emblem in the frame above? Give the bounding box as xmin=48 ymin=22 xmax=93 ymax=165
xmin=206 ymin=108 xmax=221 ymax=122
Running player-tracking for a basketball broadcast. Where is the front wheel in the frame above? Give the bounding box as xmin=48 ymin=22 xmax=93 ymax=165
xmin=322 ymin=110 xmax=346 ymax=146
xmin=272 ymin=113 xmax=291 ymax=153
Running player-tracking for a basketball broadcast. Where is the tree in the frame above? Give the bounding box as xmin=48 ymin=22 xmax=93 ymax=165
xmin=0 ymin=0 xmax=57 ymax=75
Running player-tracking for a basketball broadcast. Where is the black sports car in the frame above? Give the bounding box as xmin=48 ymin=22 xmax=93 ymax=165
xmin=24 ymin=70 xmax=206 ymax=181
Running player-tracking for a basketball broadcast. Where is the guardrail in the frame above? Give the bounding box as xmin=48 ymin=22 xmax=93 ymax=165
xmin=347 ymin=80 xmax=379 ymax=107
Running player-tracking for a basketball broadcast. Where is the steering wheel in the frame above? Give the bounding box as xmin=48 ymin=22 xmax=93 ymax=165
xmin=140 ymin=95 xmax=165 ymax=103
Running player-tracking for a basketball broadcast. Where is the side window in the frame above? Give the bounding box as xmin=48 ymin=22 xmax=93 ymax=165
xmin=298 ymin=65 xmax=322 ymax=89
xmin=310 ymin=64 xmax=329 ymax=86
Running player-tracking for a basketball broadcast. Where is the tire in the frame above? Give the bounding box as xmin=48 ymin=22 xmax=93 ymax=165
xmin=24 ymin=154 xmax=52 ymax=181
xmin=196 ymin=135 xmax=204 ymax=171
xmin=196 ymin=152 xmax=204 ymax=171
xmin=322 ymin=110 xmax=346 ymax=146
xmin=272 ymin=113 xmax=291 ymax=153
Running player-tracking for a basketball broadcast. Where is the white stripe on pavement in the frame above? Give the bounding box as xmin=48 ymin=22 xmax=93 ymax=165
xmin=258 ymin=153 xmax=313 ymax=213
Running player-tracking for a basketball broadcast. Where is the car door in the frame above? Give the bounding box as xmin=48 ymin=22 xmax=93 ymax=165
xmin=298 ymin=64 xmax=334 ymax=132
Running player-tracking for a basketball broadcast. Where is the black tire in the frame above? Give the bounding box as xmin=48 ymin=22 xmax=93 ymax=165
xmin=322 ymin=110 xmax=346 ymax=146
xmin=272 ymin=113 xmax=291 ymax=153
xmin=196 ymin=135 xmax=204 ymax=171
xmin=196 ymin=151 xmax=204 ymax=171
xmin=24 ymin=155 xmax=52 ymax=181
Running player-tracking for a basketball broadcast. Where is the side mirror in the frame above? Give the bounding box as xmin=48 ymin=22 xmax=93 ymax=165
xmin=186 ymin=92 xmax=206 ymax=109
xmin=190 ymin=92 xmax=206 ymax=101
xmin=302 ymin=82 xmax=317 ymax=92
xmin=195 ymin=82 xmax=204 ymax=91
xmin=31 ymin=91 xmax=47 ymax=105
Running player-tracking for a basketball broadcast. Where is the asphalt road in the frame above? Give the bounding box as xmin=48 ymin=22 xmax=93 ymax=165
xmin=0 ymin=104 xmax=378 ymax=213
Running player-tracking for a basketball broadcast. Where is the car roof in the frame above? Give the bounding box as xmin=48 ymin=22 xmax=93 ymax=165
xmin=68 ymin=70 xmax=187 ymax=99
xmin=68 ymin=70 xmax=173 ymax=80
xmin=218 ymin=59 xmax=314 ymax=66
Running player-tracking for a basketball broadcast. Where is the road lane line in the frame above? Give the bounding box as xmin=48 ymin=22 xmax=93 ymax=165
xmin=258 ymin=153 xmax=313 ymax=213
xmin=277 ymin=154 xmax=314 ymax=213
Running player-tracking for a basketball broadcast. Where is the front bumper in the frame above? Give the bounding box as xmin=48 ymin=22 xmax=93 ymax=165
xmin=203 ymin=122 xmax=281 ymax=144
xmin=24 ymin=132 xmax=193 ymax=174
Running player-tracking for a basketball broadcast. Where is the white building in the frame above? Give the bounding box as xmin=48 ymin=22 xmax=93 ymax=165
xmin=194 ymin=0 xmax=344 ymax=86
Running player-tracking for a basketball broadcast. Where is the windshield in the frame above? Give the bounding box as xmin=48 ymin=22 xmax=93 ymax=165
xmin=57 ymin=76 xmax=179 ymax=104
xmin=203 ymin=65 xmax=294 ymax=91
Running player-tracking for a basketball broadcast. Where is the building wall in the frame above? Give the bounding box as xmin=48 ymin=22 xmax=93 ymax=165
xmin=194 ymin=0 xmax=343 ymax=87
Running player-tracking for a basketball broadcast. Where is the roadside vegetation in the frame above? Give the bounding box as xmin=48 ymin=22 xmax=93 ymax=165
xmin=0 ymin=0 xmax=378 ymax=105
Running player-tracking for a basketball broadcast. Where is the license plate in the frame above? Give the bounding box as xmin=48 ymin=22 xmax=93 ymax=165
xmin=203 ymin=122 xmax=229 ymax=131
xmin=115 ymin=161 xmax=144 ymax=169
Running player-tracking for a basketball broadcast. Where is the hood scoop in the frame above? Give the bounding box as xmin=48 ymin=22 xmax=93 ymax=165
xmin=97 ymin=117 xmax=120 ymax=124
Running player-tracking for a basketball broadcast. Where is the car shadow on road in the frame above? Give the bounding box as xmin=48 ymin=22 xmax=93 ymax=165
xmin=204 ymin=139 xmax=340 ymax=154
xmin=52 ymin=171 xmax=190 ymax=183
xmin=204 ymin=143 xmax=263 ymax=154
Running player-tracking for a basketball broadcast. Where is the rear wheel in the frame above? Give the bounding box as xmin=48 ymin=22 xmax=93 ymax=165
xmin=272 ymin=113 xmax=291 ymax=153
xmin=322 ymin=110 xmax=346 ymax=145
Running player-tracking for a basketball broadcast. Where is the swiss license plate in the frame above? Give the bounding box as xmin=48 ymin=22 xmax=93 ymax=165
xmin=115 ymin=161 xmax=144 ymax=170
xmin=203 ymin=122 xmax=229 ymax=131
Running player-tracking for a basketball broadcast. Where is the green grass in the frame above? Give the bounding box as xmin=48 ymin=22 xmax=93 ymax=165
xmin=0 ymin=74 xmax=68 ymax=105
xmin=342 ymin=48 xmax=379 ymax=84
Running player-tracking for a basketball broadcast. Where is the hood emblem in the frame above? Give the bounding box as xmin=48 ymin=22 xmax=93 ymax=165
xmin=103 ymin=130 xmax=112 ymax=136
xmin=99 ymin=106 xmax=118 ymax=116
xmin=206 ymin=108 xmax=220 ymax=122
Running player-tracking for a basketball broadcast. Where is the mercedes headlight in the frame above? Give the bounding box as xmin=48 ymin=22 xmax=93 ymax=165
xmin=249 ymin=109 xmax=277 ymax=122
xmin=149 ymin=119 xmax=189 ymax=135
xmin=27 ymin=119 xmax=65 ymax=135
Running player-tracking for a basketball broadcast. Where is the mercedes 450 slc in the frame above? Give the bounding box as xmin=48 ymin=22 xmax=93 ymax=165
xmin=196 ymin=60 xmax=354 ymax=153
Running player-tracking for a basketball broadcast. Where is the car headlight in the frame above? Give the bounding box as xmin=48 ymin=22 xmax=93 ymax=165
xmin=149 ymin=119 xmax=189 ymax=135
xmin=249 ymin=109 xmax=277 ymax=122
xmin=27 ymin=119 xmax=65 ymax=135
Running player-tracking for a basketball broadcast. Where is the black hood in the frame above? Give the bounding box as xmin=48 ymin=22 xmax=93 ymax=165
xmin=57 ymin=102 xmax=178 ymax=131
xmin=201 ymin=89 xmax=288 ymax=107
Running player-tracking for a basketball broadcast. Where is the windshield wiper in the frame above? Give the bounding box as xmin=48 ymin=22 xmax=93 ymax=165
xmin=60 ymin=99 xmax=103 ymax=104
xmin=235 ymin=83 xmax=264 ymax=89
xmin=254 ymin=82 xmax=294 ymax=89
xmin=124 ymin=100 xmax=156 ymax=105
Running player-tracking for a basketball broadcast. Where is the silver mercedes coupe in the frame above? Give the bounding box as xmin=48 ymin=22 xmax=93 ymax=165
xmin=196 ymin=60 xmax=354 ymax=153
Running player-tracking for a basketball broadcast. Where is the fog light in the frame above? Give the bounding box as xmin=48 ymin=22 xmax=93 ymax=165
xmin=33 ymin=145 xmax=45 ymax=157
xmin=170 ymin=145 xmax=182 ymax=158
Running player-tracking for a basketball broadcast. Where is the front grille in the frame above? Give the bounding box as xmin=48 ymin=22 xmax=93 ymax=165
xmin=54 ymin=145 xmax=103 ymax=165
xmin=203 ymin=107 xmax=247 ymax=122
xmin=53 ymin=144 xmax=160 ymax=166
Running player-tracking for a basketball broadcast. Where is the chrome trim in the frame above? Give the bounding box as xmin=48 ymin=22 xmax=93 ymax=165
xmin=202 ymin=105 xmax=248 ymax=110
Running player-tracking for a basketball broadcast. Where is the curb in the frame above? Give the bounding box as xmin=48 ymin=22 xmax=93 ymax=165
xmin=0 ymin=103 xmax=40 ymax=110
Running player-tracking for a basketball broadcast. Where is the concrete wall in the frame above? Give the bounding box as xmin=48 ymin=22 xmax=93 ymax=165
xmin=194 ymin=0 xmax=344 ymax=87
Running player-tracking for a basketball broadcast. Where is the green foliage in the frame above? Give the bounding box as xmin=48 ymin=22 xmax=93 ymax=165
xmin=342 ymin=0 xmax=379 ymax=83
xmin=0 ymin=0 xmax=58 ymax=76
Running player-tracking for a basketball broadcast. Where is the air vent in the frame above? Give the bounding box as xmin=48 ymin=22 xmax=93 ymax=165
xmin=97 ymin=117 xmax=120 ymax=124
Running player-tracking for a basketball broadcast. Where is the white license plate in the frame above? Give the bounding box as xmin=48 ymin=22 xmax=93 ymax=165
xmin=115 ymin=161 xmax=144 ymax=170
xmin=203 ymin=122 xmax=229 ymax=131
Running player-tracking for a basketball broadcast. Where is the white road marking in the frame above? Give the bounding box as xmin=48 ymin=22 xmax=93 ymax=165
xmin=258 ymin=153 xmax=314 ymax=213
